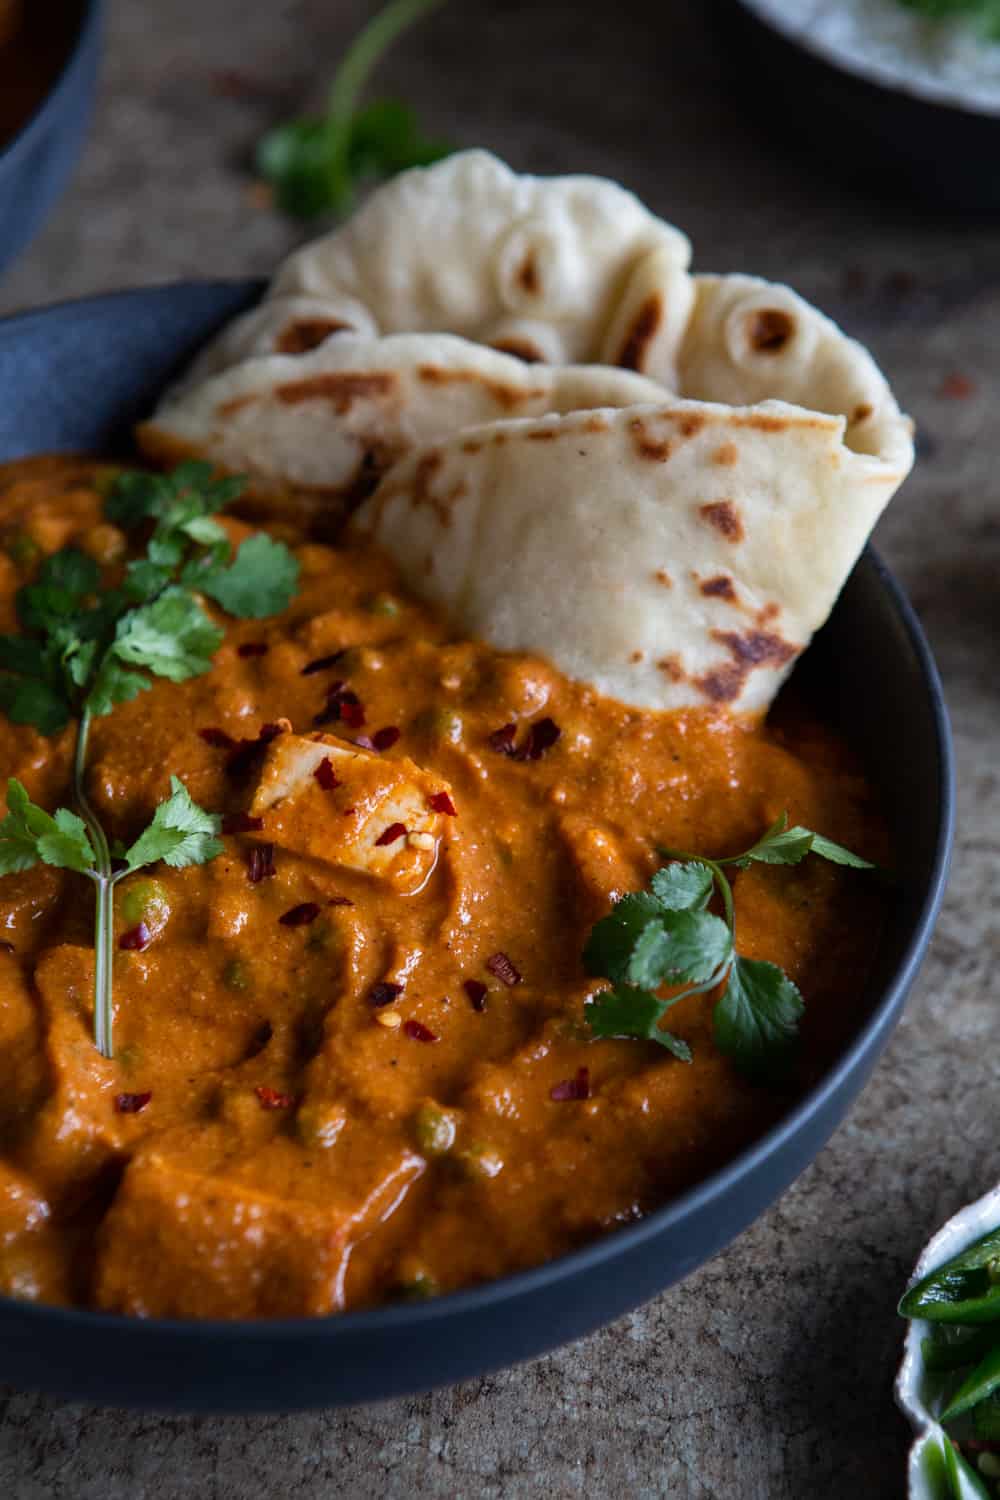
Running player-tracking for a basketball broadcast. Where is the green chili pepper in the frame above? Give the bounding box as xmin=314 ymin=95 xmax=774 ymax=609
xmin=900 ymin=1226 xmax=1000 ymax=1324
xmin=942 ymin=1344 xmax=1000 ymax=1423
xmin=973 ymin=1389 xmax=1000 ymax=1440
xmin=923 ymin=1324 xmax=1000 ymax=1373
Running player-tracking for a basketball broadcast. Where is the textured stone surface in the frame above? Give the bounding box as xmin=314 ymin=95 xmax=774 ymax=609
xmin=1 ymin=1 xmax=998 ymax=1495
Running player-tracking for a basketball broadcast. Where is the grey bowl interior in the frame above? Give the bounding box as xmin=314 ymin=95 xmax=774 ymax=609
xmin=0 ymin=283 xmax=955 ymax=1412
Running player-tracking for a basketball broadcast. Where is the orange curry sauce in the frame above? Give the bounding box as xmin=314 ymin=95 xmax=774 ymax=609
xmin=0 ymin=457 xmax=888 ymax=1317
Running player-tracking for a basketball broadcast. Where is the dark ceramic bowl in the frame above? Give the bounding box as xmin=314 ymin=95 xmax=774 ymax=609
xmin=0 ymin=0 xmax=102 ymax=275
xmin=0 ymin=283 xmax=955 ymax=1413
xmin=717 ymin=0 xmax=1000 ymax=214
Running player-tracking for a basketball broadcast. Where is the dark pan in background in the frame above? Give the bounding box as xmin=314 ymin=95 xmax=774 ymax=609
xmin=717 ymin=0 xmax=1000 ymax=214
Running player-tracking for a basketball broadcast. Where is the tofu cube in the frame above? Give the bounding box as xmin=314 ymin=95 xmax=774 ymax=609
xmin=93 ymin=1133 xmax=423 ymax=1318
xmin=250 ymin=732 xmax=454 ymax=893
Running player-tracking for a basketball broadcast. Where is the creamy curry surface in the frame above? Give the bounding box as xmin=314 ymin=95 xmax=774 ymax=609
xmin=0 ymin=456 xmax=888 ymax=1318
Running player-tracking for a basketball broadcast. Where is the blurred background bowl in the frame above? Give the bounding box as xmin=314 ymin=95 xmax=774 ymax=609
xmin=0 ymin=0 xmax=103 ymax=276
xmin=718 ymin=0 xmax=1000 ymax=214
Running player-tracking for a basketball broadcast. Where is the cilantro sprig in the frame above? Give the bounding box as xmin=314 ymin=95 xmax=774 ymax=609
xmin=0 ymin=462 xmax=300 ymax=1058
xmin=257 ymin=0 xmax=452 ymax=220
xmin=583 ymin=814 xmax=874 ymax=1081
xmin=897 ymin=0 xmax=1000 ymax=41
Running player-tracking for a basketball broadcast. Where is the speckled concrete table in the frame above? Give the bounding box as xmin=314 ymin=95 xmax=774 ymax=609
xmin=1 ymin=2 xmax=997 ymax=1495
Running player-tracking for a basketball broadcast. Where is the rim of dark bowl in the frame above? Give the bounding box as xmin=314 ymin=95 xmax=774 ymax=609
xmin=0 ymin=0 xmax=103 ymax=173
xmin=736 ymin=0 xmax=1000 ymax=120
xmin=0 ymin=306 xmax=956 ymax=1348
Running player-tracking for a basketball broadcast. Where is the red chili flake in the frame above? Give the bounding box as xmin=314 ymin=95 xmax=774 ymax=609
xmin=255 ymin=1085 xmax=295 ymax=1110
xmin=301 ymin=651 xmax=346 ymax=676
xmin=279 ymin=902 xmax=321 ymax=927
xmin=486 ymin=951 xmax=522 ymax=987
xmin=199 ymin=726 xmax=236 ymax=749
xmin=404 ymin=1019 xmax=438 ymax=1043
xmin=339 ymin=698 xmax=366 ymax=729
xmin=314 ymin=684 xmax=365 ymax=729
xmin=372 ymin=726 xmax=401 ymax=751
xmin=329 ymin=896 xmax=353 ymax=907
xmin=221 ymin=812 xmax=265 ymax=835
xmin=119 ymin=922 xmax=151 ymax=952
xmin=429 ymin=791 xmax=457 ymax=816
xmin=489 ymin=722 xmax=518 ymax=756
xmin=514 ymin=717 xmax=561 ymax=762
xmin=550 ymin=1067 xmax=590 ymax=1102
xmin=313 ymin=757 xmax=341 ymax=791
xmin=369 ymin=981 xmax=403 ymax=1007
xmin=246 ymin=843 xmax=276 ymax=884
xmin=374 ymin=822 xmax=407 ymax=847
xmin=342 ymin=807 xmax=357 ymax=817
xmin=237 ymin=642 xmax=269 ymax=658
xmin=226 ymin=722 xmax=284 ymax=777
xmin=941 ymin=372 xmax=976 ymax=400
xmin=114 ymin=1091 xmax=152 ymax=1115
xmin=464 ymin=979 xmax=488 ymax=1012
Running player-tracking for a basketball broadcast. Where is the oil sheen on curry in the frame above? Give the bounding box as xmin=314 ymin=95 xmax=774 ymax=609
xmin=0 ymin=456 xmax=888 ymax=1319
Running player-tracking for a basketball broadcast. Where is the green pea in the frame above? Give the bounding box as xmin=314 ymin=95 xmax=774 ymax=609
xmin=414 ymin=1103 xmax=457 ymax=1158
xmin=297 ymin=1099 xmax=346 ymax=1150
xmin=6 ymin=533 xmax=40 ymax=570
xmin=119 ymin=877 xmax=172 ymax=938
xmin=367 ymin=593 xmax=400 ymax=618
xmin=454 ymin=1141 xmax=503 ymax=1181
xmin=223 ymin=958 xmax=253 ymax=993
xmin=394 ymin=1269 xmax=439 ymax=1301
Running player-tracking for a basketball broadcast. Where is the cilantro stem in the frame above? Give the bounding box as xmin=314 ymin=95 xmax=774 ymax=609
xmin=323 ymin=0 xmax=447 ymax=182
xmin=73 ymin=709 xmax=118 ymax=1058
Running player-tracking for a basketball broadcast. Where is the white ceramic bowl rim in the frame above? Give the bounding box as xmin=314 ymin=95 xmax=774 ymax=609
xmin=739 ymin=0 xmax=1000 ymax=120
xmin=897 ymin=1184 xmax=1000 ymax=1496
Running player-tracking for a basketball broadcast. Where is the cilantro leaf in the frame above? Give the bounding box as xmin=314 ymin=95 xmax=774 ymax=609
xmin=256 ymin=0 xmax=452 ymax=221
xmin=110 ymin=588 xmax=224 ymax=684
xmin=105 ymin=463 xmax=245 ymax=530
xmin=897 ymin=0 xmax=1000 ymax=41
xmin=85 ymin=659 xmax=151 ymax=718
xmin=807 ymin=832 xmax=875 ymax=869
xmin=629 ymin=909 xmax=732 ymax=988
xmin=17 ymin=548 xmax=100 ymax=633
xmin=731 ymin=812 xmax=814 ymax=867
xmin=714 ymin=811 xmax=874 ymax=872
xmin=583 ymin=891 xmax=668 ymax=985
xmin=0 ymin=778 xmax=96 ymax=876
xmin=0 ymin=676 xmax=71 ymax=734
xmin=123 ymin=776 xmax=223 ymax=872
xmin=713 ymin=957 xmax=804 ymax=1082
xmin=194 ymin=534 xmax=300 ymax=619
xmin=650 ymin=861 xmax=714 ymax=911
xmin=585 ymin=986 xmax=692 ymax=1062
xmin=0 ymin=635 xmax=48 ymax=678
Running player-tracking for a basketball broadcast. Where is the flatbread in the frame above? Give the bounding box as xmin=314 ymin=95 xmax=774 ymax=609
xmin=138 ymin=333 xmax=667 ymax=510
xmin=352 ymin=394 xmax=913 ymax=717
xmin=268 ymin=150 xmax=693 ymax=374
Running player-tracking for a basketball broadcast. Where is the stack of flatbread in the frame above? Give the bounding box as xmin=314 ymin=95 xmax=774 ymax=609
xmin=140 ymin=151 xmax=914 ymax=716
